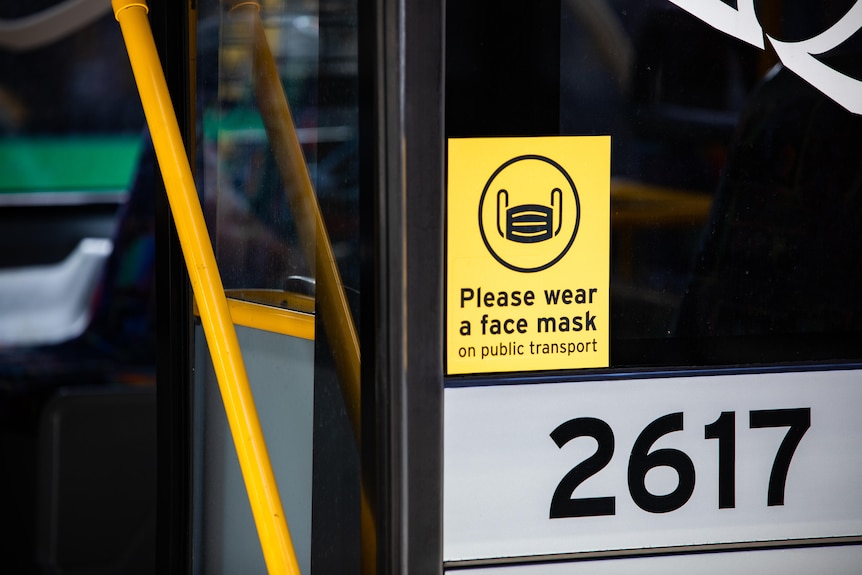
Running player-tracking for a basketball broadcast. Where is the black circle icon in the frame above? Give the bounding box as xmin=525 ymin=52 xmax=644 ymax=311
xmin=478 ymin=155 xmax=580 ymax=272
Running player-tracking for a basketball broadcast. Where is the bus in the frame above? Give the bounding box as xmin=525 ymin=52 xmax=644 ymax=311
xmin=1 ymin=0 xmax=861 ymax=573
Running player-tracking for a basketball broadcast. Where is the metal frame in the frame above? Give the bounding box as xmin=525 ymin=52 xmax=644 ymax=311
xmin=150 ymin=2 xmax=194 ymax=573
xmin=369 ymin=0 xmax=445 ymax=571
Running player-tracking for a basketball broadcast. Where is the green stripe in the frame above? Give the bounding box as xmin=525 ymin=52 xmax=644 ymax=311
xmin=0 ymin=136 xmax=143 ymax=193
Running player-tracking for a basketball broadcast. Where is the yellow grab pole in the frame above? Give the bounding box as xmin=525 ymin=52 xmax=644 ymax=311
xmin=112 ymin=2 xmax=300 ymax=573
xmin=228 ymin=1 xmax=361 ymax=443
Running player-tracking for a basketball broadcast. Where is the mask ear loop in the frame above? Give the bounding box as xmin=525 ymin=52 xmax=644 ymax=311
xmin=551 ymin=187 xmax=563 ymax=237
xmin=497 ymin=189 xmax=509 ymax=238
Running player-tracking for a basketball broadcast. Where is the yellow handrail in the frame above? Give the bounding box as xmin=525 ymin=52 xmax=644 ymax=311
xmin=225 ymin=299 xmax=314 ymax=340
xmin=112 ymin=2 xmax=300 ymax=574
xmin=192 ymin=295 xmax=316 ymax=341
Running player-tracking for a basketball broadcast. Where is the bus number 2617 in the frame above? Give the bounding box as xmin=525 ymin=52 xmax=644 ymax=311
xmin=550 ymin=408 xmax=810 ymax=518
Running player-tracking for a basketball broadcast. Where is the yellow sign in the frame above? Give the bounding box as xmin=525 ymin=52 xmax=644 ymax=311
xmin=447 ymin=136 xmax=610 ymax=375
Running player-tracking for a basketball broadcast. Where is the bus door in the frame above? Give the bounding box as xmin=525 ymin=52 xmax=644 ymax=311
xmin=444 ymin=1 xmax=862 ymax=573
xmin=191 ymin=2 xmax=361 ymax=572
xmin=144 ymin=0 xmax=443 ymax=573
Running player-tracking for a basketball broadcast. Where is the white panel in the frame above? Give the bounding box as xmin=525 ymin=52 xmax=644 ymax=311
xmin=197 ymin=326 xmax=314 ymax=575
xmin=444 ymin=370 xmax=862 ymax=563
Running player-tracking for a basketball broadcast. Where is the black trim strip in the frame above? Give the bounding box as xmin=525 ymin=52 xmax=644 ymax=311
xmin=444 ymin=362 xmax=862 ymax=388
xmin=151 ymin=2 xmax=195 ymax=574
xmin=444 ymin=536 xmax=862 ymax=570
xmin=371 ymin=0 xmax=445 ymax=571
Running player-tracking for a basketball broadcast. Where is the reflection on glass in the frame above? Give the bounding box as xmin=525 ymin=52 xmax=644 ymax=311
xmin=0 ymin=3 xmax=154 ymax=573
xmin=195 ymin=0 xmax=361 ymax=572
xmin=560 ymin=1 xmax=862 ymax=365
xmin=200 ymin=0 xmax=360 ymax=314
xmin=0 ymin=7 xmax=144 ymax=202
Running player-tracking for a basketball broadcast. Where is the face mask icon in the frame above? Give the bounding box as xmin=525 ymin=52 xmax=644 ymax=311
xmin=477 ymin=154 xmax=581 ymax=273
xmin=497 ymin=187 xmax=563 ymax=244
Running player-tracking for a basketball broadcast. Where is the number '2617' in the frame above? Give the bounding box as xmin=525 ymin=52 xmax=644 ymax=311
xmin=550 ymin=408 xmax=811 ymax=518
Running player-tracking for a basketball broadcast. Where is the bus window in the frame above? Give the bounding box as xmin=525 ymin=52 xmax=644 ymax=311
xmin=0 ymin=3 xmax=144 ymax=210
xmin=603 ymin=3 xmax=862 ymax=367
xmin=0 ymin=1 xmax=146 ymax=345
xmin=449 ymin=1 xmax=862 ymax=371
xmin=444 ymin=1 xmax=862 ymax=571
xmin=0 ymin=2 xmax=153 ymax=573
xmin=192 ymin=1 xmax=361 ymax=572
xmin=562 ymin=2 xmax=862 ymax=367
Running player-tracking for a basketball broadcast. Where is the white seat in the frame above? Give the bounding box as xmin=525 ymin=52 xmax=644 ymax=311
xmin=0 ymin=238 xmax=112 ymax=346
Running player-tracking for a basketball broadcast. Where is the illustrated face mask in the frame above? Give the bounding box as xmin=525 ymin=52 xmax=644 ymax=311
xmin=498 ymin=188 xmax=562 ymax=244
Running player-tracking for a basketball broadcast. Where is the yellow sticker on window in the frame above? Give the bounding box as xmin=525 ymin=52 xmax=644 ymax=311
xmin=447 ymin=136 xmax=610 ymax=375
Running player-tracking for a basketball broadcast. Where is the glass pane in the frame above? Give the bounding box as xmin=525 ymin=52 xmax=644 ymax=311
xmin=198 ymin=0 xmax=360 ymax=307
xmin=0 ymin=3 xmax=154 ymax=573
xmin=559 ymin=2 xmax=862 ymax=366
xmin=0 ymin=5 xmax=144 ymax=204
xmin=447 ymin=1 xmax=862 ymax=371
xmin=194 ymin=0 xmax=360 ymax=572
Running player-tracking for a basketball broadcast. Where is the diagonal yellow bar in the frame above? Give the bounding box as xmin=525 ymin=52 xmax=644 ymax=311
xmin=111 ymin=2 xmax=300 ymax=573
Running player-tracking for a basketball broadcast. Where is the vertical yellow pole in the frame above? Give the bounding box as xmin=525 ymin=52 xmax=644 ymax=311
xmin=112 ymin=2 xmax=300 ymax=573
